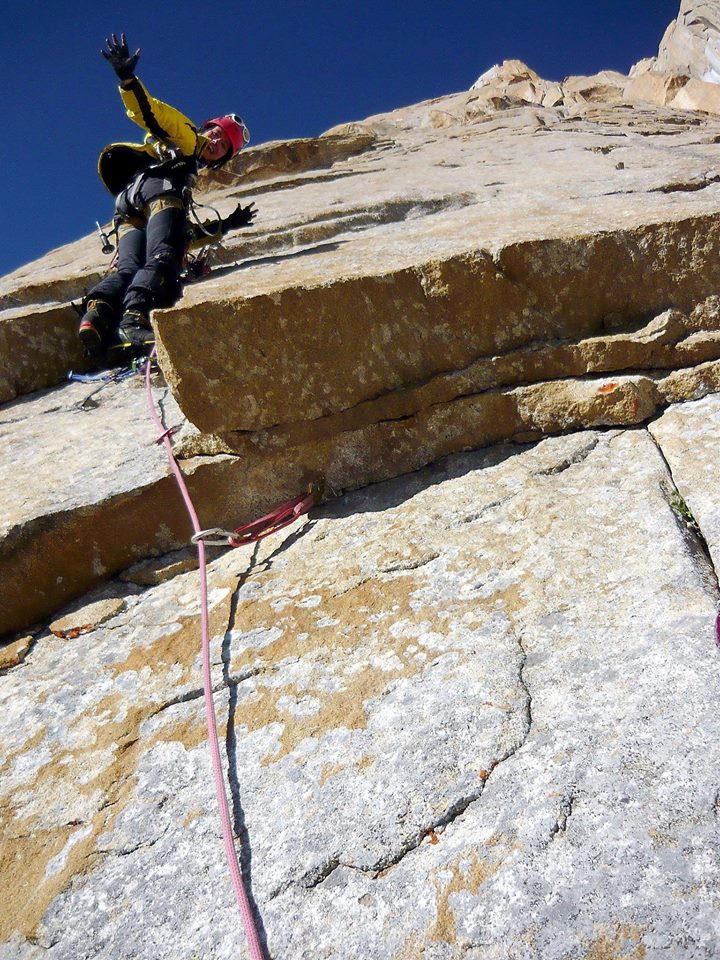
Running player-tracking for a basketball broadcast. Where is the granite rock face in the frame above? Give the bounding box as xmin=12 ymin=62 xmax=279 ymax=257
xmin=656 ymin=0 xmax=720 ymax=82
xmin=2 ymin=422 xmax=720 ymax=959
xmin=2 ymin=2 xmax=720 ymax=957
xmin=628 ymin=1 xmax=720 ymax=114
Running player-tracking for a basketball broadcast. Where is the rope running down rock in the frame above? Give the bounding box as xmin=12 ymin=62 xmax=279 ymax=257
xmin=143 ymin=352 xmax=266 ymax=960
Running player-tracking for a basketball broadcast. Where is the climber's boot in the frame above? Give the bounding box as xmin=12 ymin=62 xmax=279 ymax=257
xmin=78 ymin=299 xmax=116 ymax=358
xmin=110 ymin=309 xmax=155 ymax=359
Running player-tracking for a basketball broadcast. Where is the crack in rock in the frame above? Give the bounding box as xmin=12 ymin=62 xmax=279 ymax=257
xmin=27 ymin=935 xmax=57 ymax=951
xmin=455 ymin=495 xmax=517 ymax=525
xmin=516 ymin=628 xmax=534 ymax=737
xmin=147 ymin=687 xmax=208 ymax=719
xmin=94 ymin=829 xmax=168 ymax=859
xmin=116 ymin=834 xmax=165 ymax=857
xmin=145 ymin=666 xmax=268 ymax=722
xmin=533 ymin=436 xmax=601 ymax=476
xmin=647 ymin=429 xmax=720 ymax=604
xmin=225 ymin=665 xmax=270 ymax=688
xmin=0 ymin=403 xmax=65 ymax=427
xmin=651 ymin=173 xmax=720 ymax=194
xmin=297 ymin=627 xmax=535 ymax=895
xmin=376 ymin=553 xmax=440 ymax=573
xmin=549 ymin=793 xmax=578 ymax=842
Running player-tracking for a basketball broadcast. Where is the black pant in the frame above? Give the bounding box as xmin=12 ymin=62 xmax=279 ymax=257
xmin=87 ymin=173 xmax=188 ymax=318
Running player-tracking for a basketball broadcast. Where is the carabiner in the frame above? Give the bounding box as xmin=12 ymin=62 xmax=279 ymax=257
xmin=191 ymin=528 xmax=237 ymax=547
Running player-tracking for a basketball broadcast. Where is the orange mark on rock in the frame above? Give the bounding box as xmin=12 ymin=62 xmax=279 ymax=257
xmin=597 ymin=382 xmax=619 ymax=395
xmin=51 ymin=625 xmax=92 ymax=639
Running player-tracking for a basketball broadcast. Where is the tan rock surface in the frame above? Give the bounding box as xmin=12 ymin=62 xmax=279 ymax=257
xmin=624 ymin=70 xmax=689 ymax=106
xmin=154 ymin=96 xmax=720 ymax=440
xmin=0 ymin=634 xmax=33 ymax=671
xmin=656 ymin=0 xmax=720 ymax=81
xmin=629 ymin=56 xmax=658 ymax=77
xmin=0 ymin=303 xmax=90 ymax=403
xmin=118 ymin=549 xmax=199 ymax=586
xmin=671 ymin=74 xmax=720 ymax=110
xmin=49 ymin=598 xmax=126 ymax=638
xmin=8 ymin=58 xmax=720 ymax=637
xmin=560 ymin=70 xmax=628 ymax=104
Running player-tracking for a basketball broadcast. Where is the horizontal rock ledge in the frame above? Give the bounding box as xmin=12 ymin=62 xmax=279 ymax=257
xmin=191 ymin=300 xmax=720 ymax=455
xmin=155 ymin=212 xmax=720 ymax=434
xmin=5 ymin=356 xmax=720 ymax=640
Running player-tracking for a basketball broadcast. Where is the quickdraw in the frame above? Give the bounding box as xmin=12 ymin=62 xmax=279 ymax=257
xmin=67 ymin=366 xmax=136 ymax=385
xmin=68 ymin=357 xmax=158 ymax=410
xmin=192 ymin=489 xmax=318 ymax=547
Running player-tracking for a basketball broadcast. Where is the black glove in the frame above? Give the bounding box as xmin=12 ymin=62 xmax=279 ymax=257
xmin=102 ymin=33 xmax=140 ymax=81
xmin=222 ymin=202 xmax=257 ymax=233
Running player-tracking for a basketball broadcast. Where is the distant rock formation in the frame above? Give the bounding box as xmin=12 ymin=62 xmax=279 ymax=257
xmin=657 ymin=0 xmax=720 ymax=81
xmin=627 ymin=1 xmax=720 ymax=112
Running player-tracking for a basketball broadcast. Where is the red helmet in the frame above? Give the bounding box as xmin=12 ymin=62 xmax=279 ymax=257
xmin=202 ymin=114 xmax=250 ymax=163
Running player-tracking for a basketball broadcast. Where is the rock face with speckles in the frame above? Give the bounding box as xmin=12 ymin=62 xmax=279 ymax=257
xmin=2 ymin=3 xmax=720 ymax=957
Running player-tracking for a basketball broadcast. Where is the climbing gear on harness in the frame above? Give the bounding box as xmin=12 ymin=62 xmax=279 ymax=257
xmin=96 ymin=220 xmax=115 ymax=255
xmin=187 ymin=196 xmax=223 ymax=238
xmin=67 ymin=365 xmax=137 ymax=385
xmin=192 ymin=489 xmax=318 ymax=547
xmin=102 ymin=32 xmax=140 ymax=81
xmin=183 ymin=249 xmax=213 ymax=281
xmin=143 ymin=351 xmax=265 ymax=960
xmin=78 ymin=299 xmax=117 ymax=358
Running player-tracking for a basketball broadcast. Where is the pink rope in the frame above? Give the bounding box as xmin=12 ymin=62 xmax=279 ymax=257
xmin=144 ymin=355 xmax=266 ymax=960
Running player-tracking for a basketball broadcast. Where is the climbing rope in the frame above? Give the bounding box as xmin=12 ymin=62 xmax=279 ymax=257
xmin=143 ymin=352 xmax=266 ymax=960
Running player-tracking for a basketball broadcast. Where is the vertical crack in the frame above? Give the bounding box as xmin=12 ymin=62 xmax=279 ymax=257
xmin=221 ymin=542 xmax=270 ymax=958
xmin=549 ymin=794 xmax=577 ymax=842
xmin=646 ymin=428 xmax=720 ymax=604
xmin=515 ymin=628 xmax=534 ymax=745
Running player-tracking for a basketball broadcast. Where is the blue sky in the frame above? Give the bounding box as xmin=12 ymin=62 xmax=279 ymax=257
xmin=1 ymin=0 xmax=680 ymax=277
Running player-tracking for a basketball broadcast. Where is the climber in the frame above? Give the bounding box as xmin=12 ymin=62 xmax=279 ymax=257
xmin=79 ymin=33 xmax=256 ymax=360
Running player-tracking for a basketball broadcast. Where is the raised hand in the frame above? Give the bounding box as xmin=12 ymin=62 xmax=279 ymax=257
xmin=101 ymin=33 xmax=140 ymax=81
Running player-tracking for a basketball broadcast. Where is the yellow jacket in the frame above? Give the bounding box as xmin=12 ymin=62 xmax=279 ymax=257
xmin=97 ymin=77 xmax=212 ymax=196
